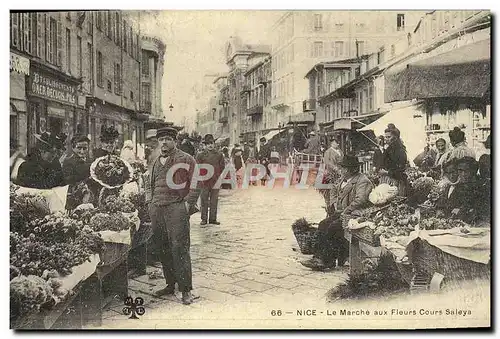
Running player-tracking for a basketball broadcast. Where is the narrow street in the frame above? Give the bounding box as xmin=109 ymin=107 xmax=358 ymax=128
xmin=96 ymin=184 xmax=350 ymax=328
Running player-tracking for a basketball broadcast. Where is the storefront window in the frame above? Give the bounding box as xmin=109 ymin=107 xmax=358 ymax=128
xmin=48 ymin=117 xmax=63 ymax=135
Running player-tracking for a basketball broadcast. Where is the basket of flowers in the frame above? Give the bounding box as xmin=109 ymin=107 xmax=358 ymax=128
xmin=90 ymin=155 xmax=134 ymax=189
xmin=291 ymin=218 xmax=318 ymax=255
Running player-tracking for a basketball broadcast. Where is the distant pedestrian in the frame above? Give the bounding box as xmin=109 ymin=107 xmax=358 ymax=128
xmin=196 ymin=134 xmax=225 ymax=225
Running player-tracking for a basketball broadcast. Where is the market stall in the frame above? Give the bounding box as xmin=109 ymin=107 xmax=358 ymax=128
xmin=10 ymin=153 xmax=146 ymax=329
xmin=342 ymin=183 xmax=490 ymax=290
xmin=296 ymin=164 xmax=490 ymax=299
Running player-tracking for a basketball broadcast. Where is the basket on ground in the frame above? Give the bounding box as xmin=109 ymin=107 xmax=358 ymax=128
xmin=291 ymin=218 xmax=318 ymax=255
xmin=293 ymin=229 xmax=318 ymax=255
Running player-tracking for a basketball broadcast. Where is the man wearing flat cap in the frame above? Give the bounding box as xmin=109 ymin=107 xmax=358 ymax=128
xmin=196 ymin=134 xmax=225 ymax=225
xmin=147 ymin=126 xmax=200 ymax=305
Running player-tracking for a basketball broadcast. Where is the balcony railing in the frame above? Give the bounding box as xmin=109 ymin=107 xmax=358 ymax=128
xmin=247 ymin=105 xmax=263 ymax=116
xmin=302 ymin=99 xmax=316 ymax=112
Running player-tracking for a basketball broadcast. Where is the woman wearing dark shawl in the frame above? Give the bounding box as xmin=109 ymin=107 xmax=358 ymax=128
xmin=378 ymin=125 xmax=410 ymax=196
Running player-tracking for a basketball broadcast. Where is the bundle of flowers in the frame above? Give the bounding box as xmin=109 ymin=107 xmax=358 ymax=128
xmin=100 ymin=195 xmax=136 ymax=213
xmin=409 ymin=176 xmax=435 ymax=204
xmin=90 ymin=155 xmax=134 ymax=189
xmin=10 ymin=222 xmax=104 ymax=278
xmin=405 ymin=167 xmax=425 ymax=186
xmin=88 ymin=212 xmax=132 ymax=232
xmin=129 ymin=160 xmax=147 ymax=182
xmin=10 ymin=185 xmax=50 ymax=235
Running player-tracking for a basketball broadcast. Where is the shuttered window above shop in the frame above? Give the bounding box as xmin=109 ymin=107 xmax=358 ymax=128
xmin=11 ymin=13 xmax=19 ymax=49
xmin=46 ymin=17 xmax=57 ymax=65
xmin=97 ymin=51 xmax=103 ymax=87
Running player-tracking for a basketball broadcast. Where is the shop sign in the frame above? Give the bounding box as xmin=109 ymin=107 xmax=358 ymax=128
xmin=10 ymin=52 xmax=30 ymax=76
xmin=333 ymin=118 xmax=353 ymax=130
xmin=29 ymin=70 xmax=77 ymax=106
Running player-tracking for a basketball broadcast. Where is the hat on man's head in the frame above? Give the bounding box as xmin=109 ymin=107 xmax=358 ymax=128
xmin=203 ymin=134 xmax=215 ymax=144
xmin=259 ymin=137 xmax=266 ymax=143
xmin=100 ymin=126 xmax=119 ymax=142
xmin=449 ymin=127 xmax=465 ymax=144
xmin=34 ymin=132 xmax=58 ymax=151
xmin=156 ymin=127 xmax=178 ymax=140
xmin=339 ymin=155 xmax=362 ymax=168
xmin=146 ymin=129 xmax=157 ymax=140
xmin=309 ymin=131 xmax=316 ymax=136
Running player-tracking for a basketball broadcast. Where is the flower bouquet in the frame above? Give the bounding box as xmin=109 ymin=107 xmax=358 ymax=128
xmin=90 ymin=155 xmax=134 ymax=189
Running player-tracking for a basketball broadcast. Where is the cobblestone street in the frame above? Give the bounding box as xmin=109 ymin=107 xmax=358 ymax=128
xmin=97 ymin=184 xmax=350 ymax=328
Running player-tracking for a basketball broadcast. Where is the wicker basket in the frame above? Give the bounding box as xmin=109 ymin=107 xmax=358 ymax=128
xmin=293 ymin=228 xmax=318 ymax=255
xmin=409 ymin=238 xmax=490 ymax=282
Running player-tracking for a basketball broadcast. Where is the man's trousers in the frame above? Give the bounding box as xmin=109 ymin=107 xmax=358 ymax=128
xmin=150 ymin=202 xmax=192 ymax=292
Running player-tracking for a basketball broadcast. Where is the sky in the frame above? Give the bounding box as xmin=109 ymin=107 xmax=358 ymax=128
xmin=137 ymin=10 xmax=284 ymax=125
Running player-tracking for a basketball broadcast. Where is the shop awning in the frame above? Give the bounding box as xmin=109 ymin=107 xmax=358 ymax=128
xmin=215 ymin=135 xmax=230 ymax=145
xmin=262 ymin=129 xmax=281 ymax=141
xmin=358 ymin=105 xmax=427 ymax=165
xmin=384 ymin=39 xmax=491 ymax=103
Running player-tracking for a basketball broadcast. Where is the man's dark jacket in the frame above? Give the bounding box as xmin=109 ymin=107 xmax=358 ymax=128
xmin=16 ymin=152 xmax=65 ymax=189
xmin=196 ymin=149 xmax=225 ymax=188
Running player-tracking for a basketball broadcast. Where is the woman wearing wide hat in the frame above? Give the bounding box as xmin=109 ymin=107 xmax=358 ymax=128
xmin=94 ymin=125 xmax=120 ymax=159
xmin=16 ymin=132 xmax=66 ymax=189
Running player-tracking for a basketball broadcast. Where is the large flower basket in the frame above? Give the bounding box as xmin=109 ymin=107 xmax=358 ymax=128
xmin=90 ymin=155 xmax=134 ymax=189
xmin=291 ymin=218 xmax=318 ymax=255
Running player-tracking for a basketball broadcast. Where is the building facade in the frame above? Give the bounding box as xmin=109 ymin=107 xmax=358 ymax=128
xmin=213 ymin=75 xmax=230 ymax=144
xmin=141 ymin=36 xmax=166 ymax=120
xmin=271 ymin=11 xmax=425 ymax=127
xmin=224 ymin=36 xmax=271 ymax=144
xmin=240 ymin=55 xmax=272 ymax=144
xmin=306 ymin=10 xmax=490 ymax=167
xmin=10 ymin=10 xmax=166 ymax=157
